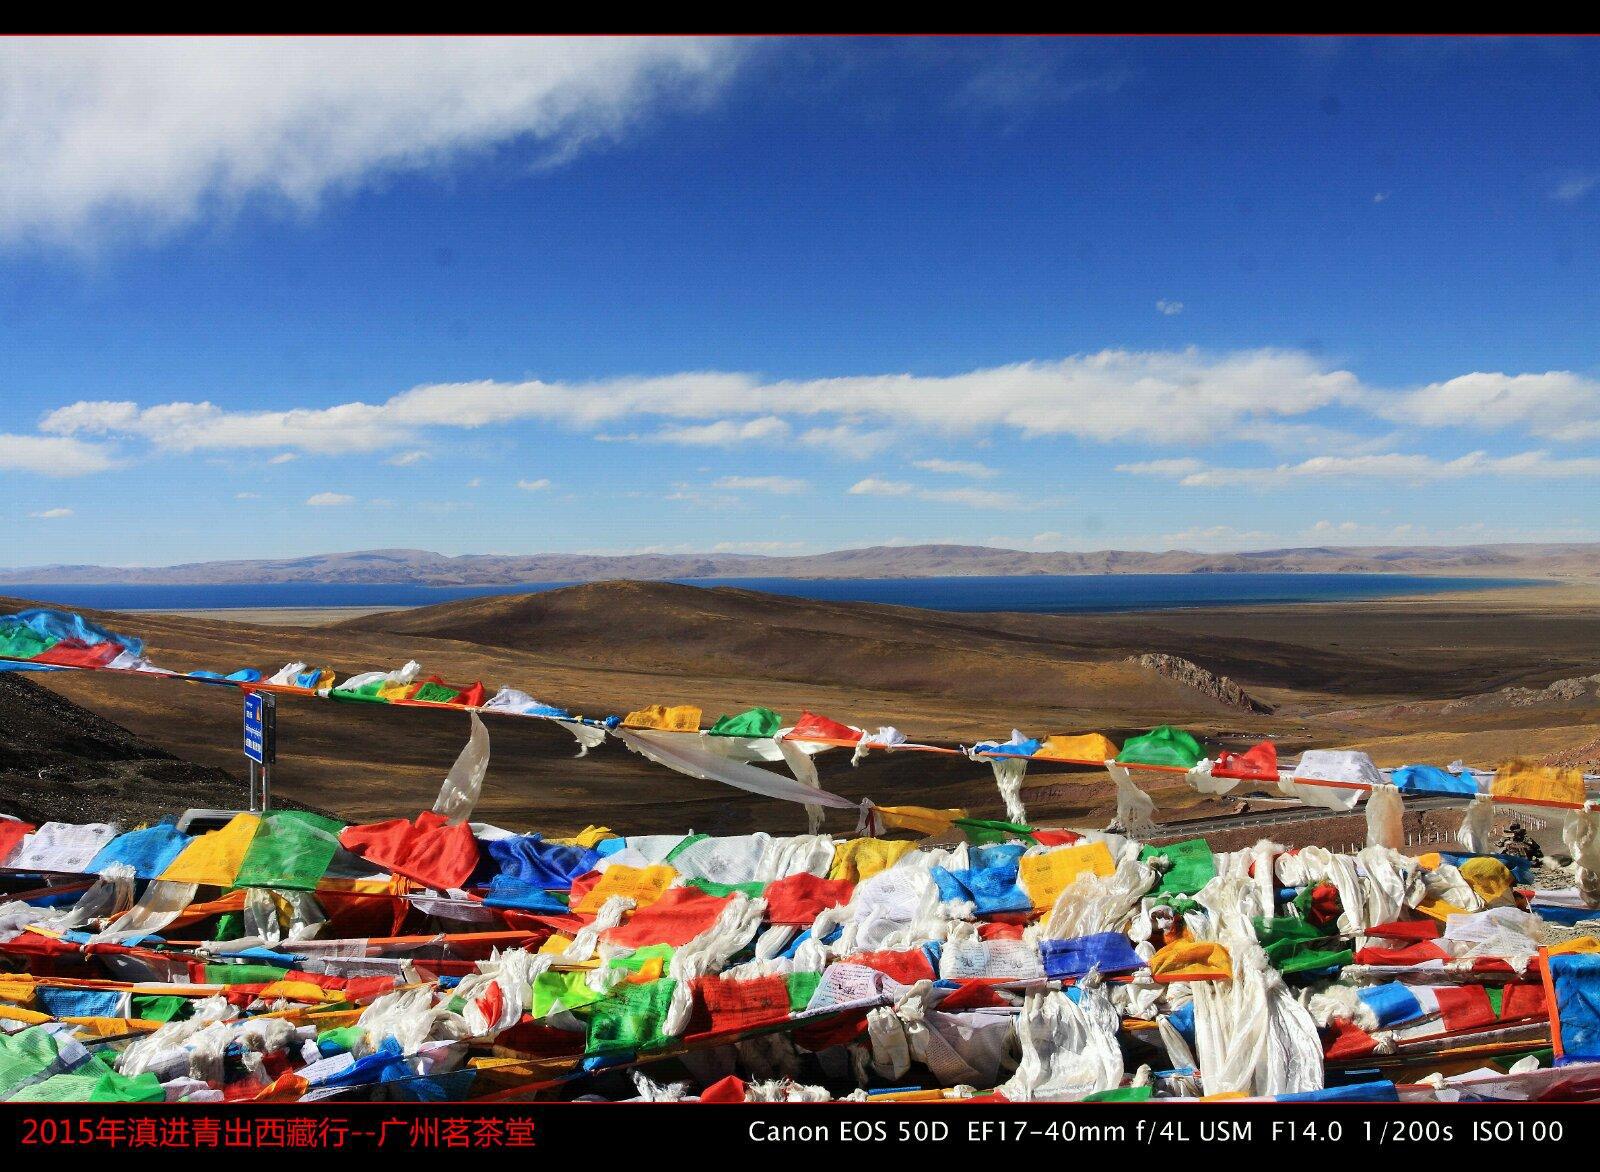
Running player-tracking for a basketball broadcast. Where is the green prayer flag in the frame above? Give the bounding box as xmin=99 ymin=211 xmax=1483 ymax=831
xmin=411 ymin=682 xmax=462 ymax=704
xmin=331 ymin=679 xmax=387 ymax=703
xmin=687 ymin=879 xmax=766 ymax=899
xmin=87 ymin=1068 xmax=166 ymax=1103
xmin=707 ymin=707 xmax=782 ymax=738
xmin=0 ymin=625 xmax=56 ymax=661
xmin=203 ymin=963 xmax=290 ymax=985
xmin=234 ymin=809 xmax=346 ymax=891
xmin=609 ymin=944 xmax=674 ymax=976
xmin=130 ymin=995 xmax=188 ymax=1023
xmin=954 ymin=818 xmax=1038 ymax=847
xmin=1117 ymin=725 xmax=1204 ymax=769
xmin=1140 ymin=838 xmax=1215 ymax=897
xmin=583 ymin=978 xmax=678 ymax=1055
xmin=1084 ymin=1084 xmax=1154 ymax=1102
xmin=1253 ymin=916 xmax=1352 ymax=974
xmin=785 ymin=971 xmax=822 ymax=1012
xmin=316 ymin=1025 xmax=365 ymax=1053
xmin=0 ymin=1028 xmax=60 ymax=1101
xmin=665 ymin=833 xmax=710 ymax=862
xmin=10 ymin=1052 xmax=163 ymax=1104
xmin=530 ymin=970 xmax=605 ymax=1018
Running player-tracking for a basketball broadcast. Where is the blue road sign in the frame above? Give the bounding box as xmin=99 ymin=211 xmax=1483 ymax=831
xmin=243 ymin=692 xmax=267 ymax=764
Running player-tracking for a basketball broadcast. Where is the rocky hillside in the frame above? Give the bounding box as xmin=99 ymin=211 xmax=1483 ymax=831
xmin=1126 ymin=653 xmax=1272 ymax=713
xmin=0 ymin=674 xmax=253 ymax=824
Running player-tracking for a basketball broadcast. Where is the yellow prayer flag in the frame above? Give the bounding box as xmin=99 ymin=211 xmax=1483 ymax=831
xmin=1148 ymin=939 xmax=1231 ymax=980
xmin=573 ymin=864 xmax=676 ymax=914
xmin=828 ymin=838 xmax=916 ymax=882
xmin=158 ymin=813 xmax=261 ymax=887
xmin=1491 ymin=758 xmax=1584 ymax=807
xmin=1018 ymin=841 xmax=1116 ymax=910
xmin=1038 ymin=733 xmax=1121 ymax=763
xmin=621 ymin=704 xmax=703 ymax=732
xmin=552 ymin=825 xmax=614 ymax=849
xmin=871 ymin=805 xmax=968 ymax=837
xmin=1459 ymin=856 xmax=1517 ymax=908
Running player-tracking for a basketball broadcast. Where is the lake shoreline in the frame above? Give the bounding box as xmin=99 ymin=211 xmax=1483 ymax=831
xmin=3 ymin=570 xmax=1546 ymax=626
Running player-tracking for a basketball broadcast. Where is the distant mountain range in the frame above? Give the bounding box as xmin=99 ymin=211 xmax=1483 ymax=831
xmin=0 ymin=542 xmax=1592 ymax=586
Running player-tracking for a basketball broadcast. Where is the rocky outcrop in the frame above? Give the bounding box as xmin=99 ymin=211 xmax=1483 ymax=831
xmin=1127 ymin=653 xmax=1273 ymax=713
xmin=1443 ymin=673 xmax=1600 ymax=713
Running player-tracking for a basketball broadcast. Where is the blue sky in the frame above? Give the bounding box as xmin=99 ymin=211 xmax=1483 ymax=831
xmin=2 ymin=36 xmax=1598 ymax=566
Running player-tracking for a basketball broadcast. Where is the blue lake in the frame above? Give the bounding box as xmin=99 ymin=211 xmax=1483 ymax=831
xmin=1 ymin=573 xmax=1535 ymax=616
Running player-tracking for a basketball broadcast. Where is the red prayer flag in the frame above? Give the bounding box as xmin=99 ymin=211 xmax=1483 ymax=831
xmin=788 ymin=711 xmax=860 ymax=743
xmin=763 ymin=872 xmax=854 ymax=926
xmin=603 ymin=887 xmax=731 ymax=949
xmin=1214 ymin=740 xmax=1278 ymax=781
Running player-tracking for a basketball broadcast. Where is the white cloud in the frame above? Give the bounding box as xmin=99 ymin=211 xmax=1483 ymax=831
xmin=268 ymin=452 xmax=297 ymax=464
xmin=648 ymin=417 xmax=791 ymax=446
xmin=1155 ymin=298 xmax=1184 ymax=316
xmin=799 ymin=425 xmax=895 ymax=459
xmin=386 ymin=450 xmax=429 ymax=466
xmin=44 ymin=348 xmax=1366 ymax=456
xmin=40 ymin=399 xmax=415 ymax=454
xmin=31 ymin=351 xmax=1600 ymax=471
xmin=0 ymin=38 xmax=745 ymax=241
xmin=912 ymin=458 xmax=995 ymax=478
xmin=602 ymin=415 xmax=793 ymax=447
xmin=1383 ymin=371 xmax=1600 ymax=442
xmin=234 ymin=491 xmax=261 ymax=499
xmin=1553 ymin=175 xmax=1598 ymax=202
xmin=1119 ymin=450 xmax=1600 ymax=488
xmin=28 ymin=507 xmax=73 ymax=519
xmin=0 ymin=434 xmax=117 ymax=476
xmin=1114 ymin=457 xmax=1204 ymax=478
xmin=848 ymin=476 xmax=914 ymax=497
xmin=305 ymin=491 xmax=353 ymax=506
xmin=515 ymin=478 xmax=551 ymax=491
xmin=849 ymin=475 xmax=1028 ymax=510
xmin=712 ymin=475 xmax=807 ymax=494
xmin=919 ymin=485 xmax=1028 ymax=510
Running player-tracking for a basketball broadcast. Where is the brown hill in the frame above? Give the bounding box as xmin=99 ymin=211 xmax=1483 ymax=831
xmin=335 ymin=580 xmax=1252 ymax=715
xmin=6 ymin=580 xmax=1600 ymax=834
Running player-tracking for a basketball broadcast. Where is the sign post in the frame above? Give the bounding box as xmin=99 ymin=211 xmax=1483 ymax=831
xmin=243 ymin=691 xmax=277 ymax=813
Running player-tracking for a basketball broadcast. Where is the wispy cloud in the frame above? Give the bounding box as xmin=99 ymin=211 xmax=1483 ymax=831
xmin=1155 ymin=298 xmax=1184 ymax=316
xmin=516 ymin=478 xmax=552 ymax=492
xmin=305 ymin=491 xmax=353 ymax=506
xmin=39 ymin=348 xmax=1367 ymax=455
xmin=1119 ymin=450 xmax=1600 ymax=488
xmin=712 ymin=475 xmax=808 ymax=494
xmin=848 ymin=475 xmax=1029 ymax=510
xmin=1381 ymin=371 xmax=1600 ymax=441
xmin=28 ymin=507 xmax=74 ymax=519
xmin=1553 ymin=175 xmax=1598 ymax=202
xmin=0 ymin=434 xmax=118 ymax=477
xmin=912 ymin=458 xmax=995 ymax=478
xmin=26 ymin=351 xmax=1600 ymax=492
xmin=0 ymin=38 xmax=747 ymax=243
